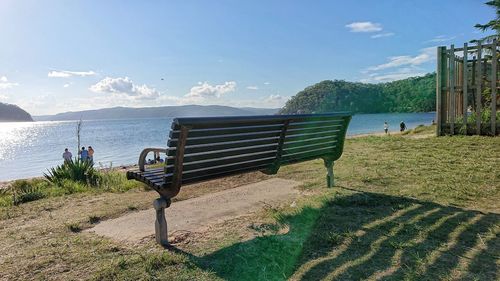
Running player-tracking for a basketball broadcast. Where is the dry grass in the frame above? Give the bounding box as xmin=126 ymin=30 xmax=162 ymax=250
xmin=0 ymin=126 xmax=498 ymax=280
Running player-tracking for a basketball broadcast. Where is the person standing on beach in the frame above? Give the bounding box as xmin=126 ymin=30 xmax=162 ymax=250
xmin=88 ymin=146 xmax=94 ymax=164
xmin=384 ymin=122 xmax=389 ymax=134
xmin=79 ymin=147 xmax=88 ymax=161
xmin=400 ymin=121 xmax=406 ymax=132
xmin=62 ymin=148 xmax=72 ymax=164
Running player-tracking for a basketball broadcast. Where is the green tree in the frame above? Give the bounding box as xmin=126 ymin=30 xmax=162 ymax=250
xmin=475 ymin=0 xmax=500 ymax=43
xmin=280 ymin=73 xmax=436 ymax=114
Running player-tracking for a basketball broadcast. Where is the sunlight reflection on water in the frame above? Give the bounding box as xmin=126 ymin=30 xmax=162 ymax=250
xmin=0 ymin=112 xmax=434 ymax=181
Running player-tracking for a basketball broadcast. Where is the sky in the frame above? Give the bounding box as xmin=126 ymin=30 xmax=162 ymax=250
xmin=0 ymin=0 xmax=495 ymax=115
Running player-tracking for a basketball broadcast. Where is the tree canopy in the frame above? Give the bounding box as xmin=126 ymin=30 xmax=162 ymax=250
xmin=280 ymin=73 xmax=436 ymax=114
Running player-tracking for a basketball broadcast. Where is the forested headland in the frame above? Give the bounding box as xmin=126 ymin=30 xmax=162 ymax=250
xmin=280 ymin=73 xmax=435 ymax=114
xmin=0 ymin=102 xmax=33 ymax=122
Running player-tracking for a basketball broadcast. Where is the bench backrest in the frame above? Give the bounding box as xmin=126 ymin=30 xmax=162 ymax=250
xmin=159 ymin=113 xmax=351 ymax=197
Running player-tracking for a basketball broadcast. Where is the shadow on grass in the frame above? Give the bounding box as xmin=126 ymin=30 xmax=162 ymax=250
xmin=168 ymin=190 xmax=499 ymax=281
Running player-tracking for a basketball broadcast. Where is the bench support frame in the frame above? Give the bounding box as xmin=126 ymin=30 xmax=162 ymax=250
xmin=153 ymin=197 xmax=171 ymax=246
xmin=324 ymin=159 xmax=334 ymax=188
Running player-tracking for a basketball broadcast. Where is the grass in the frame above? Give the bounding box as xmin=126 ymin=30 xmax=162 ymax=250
xmin=0 ymin=170 xmax=145 ymax=208
xmin=0 ymin=126 xmax=498 ymax=280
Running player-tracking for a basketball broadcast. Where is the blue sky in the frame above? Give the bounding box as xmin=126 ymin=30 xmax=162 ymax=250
xmin=0 ymin=0 xmax=495 ymax=115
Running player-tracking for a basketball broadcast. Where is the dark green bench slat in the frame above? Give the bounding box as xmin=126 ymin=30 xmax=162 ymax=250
xmin=285 ymin=129 xmax=340 ymax=140
xmin=165 ymin=151 xmax=277 ymax=174
xmin=286 ymin=124 xmax=342 ymax=135
xmin=137 ymin=167 xmax=166 ymax=176
xmin=284 ymin=138 xmax=338 ymax=150
xmin=167 ymin=138 xmax=279 ymax=157
xmin=167 ymin=122 xmax=342 ymax=145
xmin=164 ymin=163 xmax=271 ymax=186
xmin=169 ymin=123 xmax=284 ymax=139
xmin=170 ymin=113 xmax=350 ymax=130
xmin=168 ymin=130 xmax=281 ymax=147
xmin=164 ymin=158 xmax=274 ymax=183
xmin=284 ymin=143 xmax=337 ymax=156
xmin=175 ymin=164 xmax=271 ymax=186
xmin=168 ymin=127 xmax=339 ymax=148
xmin=165 ymin=144 xmax=278 ymax=166
xmin=168 ymin=120 xmax=343 ymax=139
xmin=281 ymin=147 xmax=336 ymax=162
xmin=126 ymin=170 xmax=164 ymax=189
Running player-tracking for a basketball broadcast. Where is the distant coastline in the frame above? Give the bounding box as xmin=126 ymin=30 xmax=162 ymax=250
xmin=0 ymin=102 xmax=33 ymax=122
xmin=33 ymin=105 xmax=280 ymax=122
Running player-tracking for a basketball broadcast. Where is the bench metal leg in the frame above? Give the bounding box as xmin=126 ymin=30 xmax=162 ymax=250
xmin=153 ymin=197 xmax=171 ymax=246
xmin=324 ymin=160 xmax=334 ymax=188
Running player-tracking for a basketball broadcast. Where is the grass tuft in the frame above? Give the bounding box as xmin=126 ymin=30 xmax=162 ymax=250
xmin=65 ymin=222 xmax=82 ymax=233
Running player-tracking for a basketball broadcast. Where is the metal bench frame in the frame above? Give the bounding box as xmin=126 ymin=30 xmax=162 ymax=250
xmin=127 ymin=113 xmax=351 ymax=246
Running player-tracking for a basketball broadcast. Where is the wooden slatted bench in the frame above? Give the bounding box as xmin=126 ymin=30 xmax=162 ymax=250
xmin=127 ymin=112 xmax=352 ymax=246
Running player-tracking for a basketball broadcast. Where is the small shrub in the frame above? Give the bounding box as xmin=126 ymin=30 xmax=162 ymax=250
xmin=44 ymin=159 xmax=99 ymax=186
xmin=2 ymin=179 xmax=46 ymax=205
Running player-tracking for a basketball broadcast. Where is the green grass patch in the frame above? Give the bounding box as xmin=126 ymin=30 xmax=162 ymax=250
xmin=0 ymin=127 xmax=498 ymax=280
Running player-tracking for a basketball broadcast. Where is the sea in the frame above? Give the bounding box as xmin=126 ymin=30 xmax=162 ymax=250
xmin=0 ymin=112 xmax=435 ymax=181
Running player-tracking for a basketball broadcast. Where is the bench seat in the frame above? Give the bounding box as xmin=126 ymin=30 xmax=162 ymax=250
xmin=126 ymin=112 xmax=351 ymax=246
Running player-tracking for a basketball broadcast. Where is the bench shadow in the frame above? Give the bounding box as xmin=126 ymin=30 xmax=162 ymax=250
xmin=166 ymin=190 xmax=499 ymax=281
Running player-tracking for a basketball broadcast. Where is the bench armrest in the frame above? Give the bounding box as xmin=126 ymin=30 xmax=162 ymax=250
xmin=138 ymin=148 xmax=167 ymax=172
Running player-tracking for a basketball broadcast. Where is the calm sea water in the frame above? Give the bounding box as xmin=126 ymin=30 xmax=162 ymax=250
xmin=0 ymin=112 xmax=434 ymax=181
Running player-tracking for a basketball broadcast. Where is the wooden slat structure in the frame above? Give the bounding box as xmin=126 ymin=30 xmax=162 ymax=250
xmin=436 ymin=40 xmax=499 ymax=136
xmin=127 ymin=112 xmax=352 ymax=199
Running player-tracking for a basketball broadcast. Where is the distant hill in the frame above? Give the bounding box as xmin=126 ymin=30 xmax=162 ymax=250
xmin=34 ymin=105 xmax=280 ymax=121
xmin=280 ymin=73 xmax=436 ymax=114
xmin=0 ymin=102 xmax=33 ymax=122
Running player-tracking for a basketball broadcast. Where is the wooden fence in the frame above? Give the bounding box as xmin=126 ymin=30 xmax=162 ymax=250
xmin=436 ymin=40 xmax=499 ymax=136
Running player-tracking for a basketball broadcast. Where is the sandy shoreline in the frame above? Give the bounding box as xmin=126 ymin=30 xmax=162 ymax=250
xmin=0 ymin=130 xmax=406 ymax=188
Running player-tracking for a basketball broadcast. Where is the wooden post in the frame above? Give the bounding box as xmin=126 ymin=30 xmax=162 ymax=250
xmin=463 ymin=43 xmax=468 ymax=134
xmin=477 ymin=43 xmax=482 ymax=135
xmin=449 ymin=45 xmax=456 ymax=134
xmin=437 ymin=46 xmax=447 ymax=136
xmin=491 ymin=40 xmax=497 ymax=135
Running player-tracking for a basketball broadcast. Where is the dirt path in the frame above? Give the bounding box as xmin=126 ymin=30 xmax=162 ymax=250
xmin=87 ymin=178 xmax=301 ymax=244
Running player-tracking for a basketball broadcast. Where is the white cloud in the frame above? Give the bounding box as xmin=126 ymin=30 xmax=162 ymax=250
xmin=0 ymin=76 xmax=19 ymax=89
xmin=371 ymin=32 xmax=394 ymax=39
xmin=346 ymin=21 xmax=382 ymax=32
xmin=0 ymin=94 xmax=9 ymax=101
xmin=263 ymin=94 xmax=289 ymax=107
xmin=246 ymin=86 xmax=259 ymax=90
xmin=361 ymin=47 xmax=436 ymax=83
xmin=263 ymin=82 xmax=271 ymax=85
xmin=424 ymin=35 xmax=456 ymax=43
xmin=48 ymin=70 xmax=96 ymax=78
xmin=185 ymin=81 xmax=236 ymax=100
xmin=63 ymin=83 xmax=71 ymax=88
xmin=365 ymin=47 xmax=436 ymax=72
xmin=89 ymin=77 xmax=160 ymax=100
xmin=361 ymin=71 xmax=426 ymax=83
